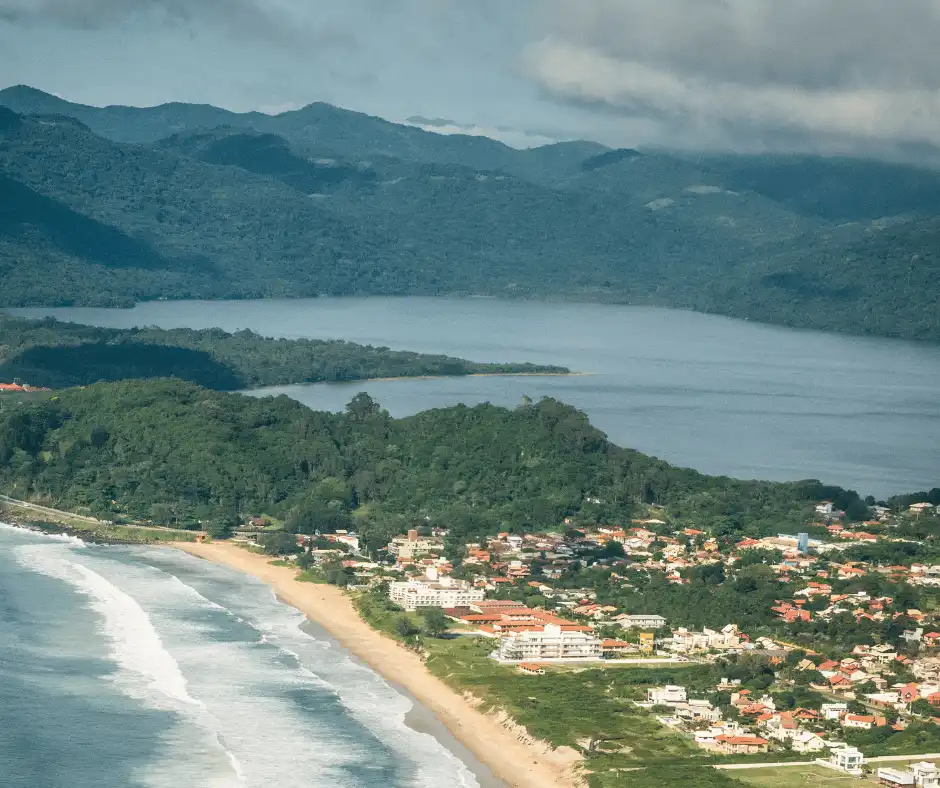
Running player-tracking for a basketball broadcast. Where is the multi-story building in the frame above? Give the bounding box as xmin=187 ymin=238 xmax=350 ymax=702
xmin=616 ymin=614 xmax=667 ymax=630
xmin=388 ymin=570 xmax=484 ymax=611
xmin=387 ymin=530 xmax=445 ymax=560
xmin=494 ymin=624 xmax=602 ymax=661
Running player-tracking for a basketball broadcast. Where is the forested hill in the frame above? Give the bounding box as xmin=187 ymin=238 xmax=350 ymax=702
xmin=1 ymin=89 xmax=940 ymax=341
xmin=0 ymin=315 xmax=567 ymax=390
xmin=0 ymin=378 xmax=869 ymax=543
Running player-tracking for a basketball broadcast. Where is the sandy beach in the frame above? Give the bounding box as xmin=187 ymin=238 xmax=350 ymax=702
xmin=347 ymin=371 xmax=591 ymax=384
xmin=175 ymin=541 xmax=582 ymax=788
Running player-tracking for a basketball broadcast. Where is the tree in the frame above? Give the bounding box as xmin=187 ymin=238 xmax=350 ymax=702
xmin=260 ymin=531 xmax=300 ymax=556
xmin=421 ymin=607 xmax=450 ymax=638
xmin=346 ymin=392 xmax=381 ymax=421
xmin=396 ymin=616 xmax=420 ymax=639
xmin=205 ymin=509 xmax=239 ymax=539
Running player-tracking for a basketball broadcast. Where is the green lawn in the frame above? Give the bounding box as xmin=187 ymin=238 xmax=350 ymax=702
xmin=736 ymin=766 xmax=866 ymax=788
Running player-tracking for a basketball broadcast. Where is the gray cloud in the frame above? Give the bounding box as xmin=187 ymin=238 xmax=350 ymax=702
xmin=524 ymin=0 xmax=940 ymax=151
xmin=0 ymin=0 xmax=356 ymax=47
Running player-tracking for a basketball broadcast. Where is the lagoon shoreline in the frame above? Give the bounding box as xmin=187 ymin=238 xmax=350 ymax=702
xmin=174 ymin=541 xmax=582 ymax=788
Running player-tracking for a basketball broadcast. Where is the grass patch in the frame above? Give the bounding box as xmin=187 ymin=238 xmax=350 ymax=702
xmin=735 ymin=766 xmax=865 ymax=788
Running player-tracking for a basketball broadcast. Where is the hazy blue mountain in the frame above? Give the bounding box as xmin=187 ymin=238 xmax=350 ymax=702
xmin=1 ymin=90 xmax=939 ymax=341
xmin=696 ymin=153 xmax=940 ymax=221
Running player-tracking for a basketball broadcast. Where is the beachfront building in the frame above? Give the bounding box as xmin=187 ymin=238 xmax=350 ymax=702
xmin=388 ymin=569 xmax=484 ymax=611
xmin=494 ymin=624 xmax=602 ymax=662
xmin=387 ymin=530 xmax=445 ymax=560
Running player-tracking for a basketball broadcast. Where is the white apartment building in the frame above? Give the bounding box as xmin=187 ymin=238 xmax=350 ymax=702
xmin=495 ymin=624 xmax=602 ymax=661
xmin=617 ymin=614 xmax=667 ymax=630
xmin=388 ymin=570 xmax=484 ymax=611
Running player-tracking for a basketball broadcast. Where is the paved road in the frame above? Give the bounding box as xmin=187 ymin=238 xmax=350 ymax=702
xmin=0 ymin=494 xmax=105 ymax=524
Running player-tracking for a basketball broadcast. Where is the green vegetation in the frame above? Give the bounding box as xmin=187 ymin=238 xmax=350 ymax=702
xmin=734 ymin=766 xmax=862 ymax=788
xmin=0 ymin=315 xmax=567 ymax=390
xmin=0 ymin=91 xmax=938 ymax=341
xmin=0 ymin=378 xmax=876 ymax=539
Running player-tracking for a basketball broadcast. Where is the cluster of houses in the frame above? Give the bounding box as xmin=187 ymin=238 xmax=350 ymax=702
xmin=644 ymin=680 xmax=914 ymax=771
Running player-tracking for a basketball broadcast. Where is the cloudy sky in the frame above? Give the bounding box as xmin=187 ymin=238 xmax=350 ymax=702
xmin=2 ymin=0 xmax=940 ymax=155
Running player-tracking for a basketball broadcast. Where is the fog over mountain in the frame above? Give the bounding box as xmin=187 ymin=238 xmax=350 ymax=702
xmin=3 ymin=0 xmax=940 ymax=158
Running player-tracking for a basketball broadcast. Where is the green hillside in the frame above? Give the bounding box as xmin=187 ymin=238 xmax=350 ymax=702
xmin=0 ymin=315 xmax=567 ymax=390
xmin=0 ymin=378 xmax=863 ymax=538
xmin=2 ymin=89 xmax=940 ymax=341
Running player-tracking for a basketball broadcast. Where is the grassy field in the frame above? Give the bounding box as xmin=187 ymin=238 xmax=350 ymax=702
xmin=736 ymin=766 xmax=867 ymax=788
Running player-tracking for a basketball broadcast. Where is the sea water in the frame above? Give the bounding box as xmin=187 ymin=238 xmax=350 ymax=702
xmin=0 ymin=525 xmax=484 ymax=788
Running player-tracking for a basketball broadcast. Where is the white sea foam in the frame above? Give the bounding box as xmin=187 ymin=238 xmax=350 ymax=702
xmin=190 ymin=574 xmax=481 ymax=787
xmin=14 ymin=544 xmax=246 ymax=787
xmin=16 ymin=545 xmax=196 ymax=706
xmin=0 ymin=520 xmax=86 ymax=545
xmin=88 ymin=548 xmax=482 ymax=787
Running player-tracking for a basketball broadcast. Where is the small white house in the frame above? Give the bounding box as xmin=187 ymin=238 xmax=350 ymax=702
xmin=828 ymin=746 xmax=864 ymax=776
xmin=790 ymin=730 xmax=827 ymax=753
xmin=821 ymin=702 xmax=848 ymax=720
xmin=913 ymin=762 xmax=939 ymax=788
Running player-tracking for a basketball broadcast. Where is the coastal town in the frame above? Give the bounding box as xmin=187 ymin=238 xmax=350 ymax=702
xmin=234 ymin=494 xmax=940 ymax=787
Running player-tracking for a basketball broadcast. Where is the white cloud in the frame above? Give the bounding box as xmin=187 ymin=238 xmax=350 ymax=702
xmin=524 ymin=0 xmax=940 ymax=151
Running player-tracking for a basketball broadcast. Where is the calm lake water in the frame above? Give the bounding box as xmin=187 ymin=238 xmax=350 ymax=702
xmin=11 ymin=297 xmax=940 ymax=497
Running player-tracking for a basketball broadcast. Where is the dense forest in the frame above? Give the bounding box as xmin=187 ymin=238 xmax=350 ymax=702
xmin=0 ymin=315 xmax=566 ymax=390
xmin=0 ymin=379 xmax=872 ymax=545
xmin=0 ymin=88 xmax=939 ymax=341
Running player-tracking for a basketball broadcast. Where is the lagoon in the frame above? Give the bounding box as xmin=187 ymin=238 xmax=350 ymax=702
xmin=11 ymin=297 xmax=940 ymax=498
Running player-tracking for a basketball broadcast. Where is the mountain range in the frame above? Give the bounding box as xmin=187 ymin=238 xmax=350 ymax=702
xmin=1 ymin=84 xmax=938 ymax=341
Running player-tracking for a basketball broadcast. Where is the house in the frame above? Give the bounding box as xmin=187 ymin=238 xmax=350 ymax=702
xmin=878 ymin=768 xmax=915 ymax=787
xmin=821 ymin=702 xmax=848 ymax=720
xmin=601 ymin=639 xmax=636 ymax=656
xmin=674 ymin=700 xmax=722 ymax=723
xmin=713 ymin=735 xmax=769 ymax=755
xmin=616 ymin=614 xmax=667 ymax=630
xmin=791 ymin=730 xmax=827 ymax=753
xmin=912 ymin=762 xmax=940 ymax=788
xmin=843 ymin=714 xmax=886 ymax=730
xmin=828 ymin=746 xmax=864 ymax=776
xmin=648 ymin=685 xmax=688 ymax=706
xmin=517 ymin=662 xmax=546 ymax=675
xmin=900 ymin=683 xmax=921 ymax=704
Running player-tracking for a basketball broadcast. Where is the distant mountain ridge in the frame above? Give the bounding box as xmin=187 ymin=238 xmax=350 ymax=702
xmin=1 ymin=86 xmax=939 ymax=341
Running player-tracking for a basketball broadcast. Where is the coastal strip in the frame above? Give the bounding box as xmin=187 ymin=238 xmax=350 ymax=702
xmin=174 ymin=541 xmax=582 ymax=788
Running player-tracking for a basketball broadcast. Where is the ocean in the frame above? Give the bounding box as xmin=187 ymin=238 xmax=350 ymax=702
xmin=0 ymin=524 xmax=489 ymax=788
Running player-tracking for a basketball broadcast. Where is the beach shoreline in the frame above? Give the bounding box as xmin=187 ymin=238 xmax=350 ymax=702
xmin=244 ymin=371 xmax=591 ymax=389
xmin=174 ymin=541 xmax=582 ymax=788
